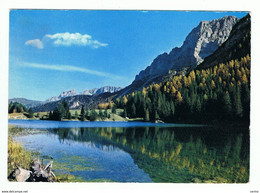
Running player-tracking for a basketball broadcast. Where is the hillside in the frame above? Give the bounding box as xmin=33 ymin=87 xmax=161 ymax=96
xmin=118 ymin=15 xmax=239 ymax=97
xmin=114 ymin=14 xmax=251 ymax=124
xmin=8 ymin=98 xmax=46 ymax=109
xmin=33 ymin=92 xmax=117 ymax=112
xmin=197 ymin=14 xmax=250 ymax=70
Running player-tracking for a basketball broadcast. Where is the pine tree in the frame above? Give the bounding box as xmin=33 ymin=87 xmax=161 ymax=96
xmin=112 ymin=104 xmax=117 ymax=114
xmin=53 ymin=107 xmax=61 ymax=121
xmin=75 ymin=111 xmax=78 ymax=119
xmin=223 ymin=92 xmax=232 ymax=117
xmin=90 ymin=109 xmax=98 ymax=121
xmin=144 ymin=108 xmax=150 ymax=122
xmin=123 ymin=107 xmax=127 ymax=118
xmin=234 ymin=86 xmax=243 ymax=118
xmin=155 ymin=110 xmax=160 ymax=121
xmin=28 ymin=108 xmax=34 ymax=118
xmin=49 ymin=111 xmax=53 ymax=120
xmin=131 ymin=103 xmax=136 ymax=118
xmin=58 ymin=102 xmax=66 ymax=118
xmin=68 ymin=112 xmax=72 ymax=120
xmin=80 ymin=105 xmax=85 ymax=121
xmin=104 ymin=108 xmax=108 ymax=118
xmin=99 ymin=109 xmax=104 ymax=120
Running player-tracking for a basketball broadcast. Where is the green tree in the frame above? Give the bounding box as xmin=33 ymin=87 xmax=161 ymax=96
xmin=99 ymin=109 xmax=104 ymax=120
xmin=74 ymin=111 xmax=79 ymax=119
xmin=58 ymin=102 xmax=66 ymax=118
xmin=80 ymin=105 xmax=85 ymax=121
xmin=234 ymin=86 xmax=243 ymax=118
xmin=68 ymin=112 xmax=72 ymax=120
xmin=155 ymin=110 xmax=160 ymax=121
xmin=90 ymin=109 xmax=98 ymax=121
xmin=104 ymin=109 xmax=108 ymax=118
xmin=53 ymin=107 xmax=61 ymax=121
xmin=123 ymin=107 xmax=127 ymax=118
xmin=144 ymin=108 xmax=150 ymax=122
xmin=130 ymin=103 xmax=136 ymax=118
xmin=223 ymin=92 xmax=232 ymax=117
xmin=28 ymin=108 xmax=34 ymax=118
xmin=112 ymin=104 xmax=117 ymax=114
xmin=49 ymin=111 xmax=53 ymax=119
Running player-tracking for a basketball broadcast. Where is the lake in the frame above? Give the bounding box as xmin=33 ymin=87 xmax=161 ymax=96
xmin=8 ymin=120 xmax=249 ymax=183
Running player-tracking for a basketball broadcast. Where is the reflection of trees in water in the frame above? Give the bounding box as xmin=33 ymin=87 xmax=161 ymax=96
xmin=50 ymin=128 xmax=120 ymax=152
xmin=49 ymin=126 xmax=249 ymax=183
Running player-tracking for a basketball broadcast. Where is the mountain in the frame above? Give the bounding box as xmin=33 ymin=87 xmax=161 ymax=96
xmin=197 ymin=14 xmax=250 ymax=70
xmin=46 ymin=86 xmax=122 ymax=102
xmin=8 ymin=98 xmax=46 ymax=109
xmin=118 ymin=15 xmax=239 ymax=96
xmin=33 ymin=92 xmax=116 ymax=112
xmin=83 ymin=86 xmax=122 ymax=96
xmin=114 ymin=14 xmax=250 ymax=124
xmin=46 ymin=90 xmax=78 ymax=102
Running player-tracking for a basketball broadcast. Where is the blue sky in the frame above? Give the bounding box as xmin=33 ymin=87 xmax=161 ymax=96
xmin=9 ymin=10 xmax=248 ymax=101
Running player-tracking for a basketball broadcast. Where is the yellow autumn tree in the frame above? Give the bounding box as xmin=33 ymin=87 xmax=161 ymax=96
xmin=241 ymin=74 xmax=248 ymax=83
xmin=108 ymin=101 xmax=114 ymax=109
xmin=211 ymin=80 xmax=216 ymax=89
xmin=153 ymin=84 xmax=160 ymax=92
xmin=189 ymin=70 xmax=196 ymax=82
xmin=176 ymin=91 xmax=183 ymax=103
xmin=171 ymin=86 xmax=177 ymax=95
xmin=123 ymin=96 xmax=128 ymax=106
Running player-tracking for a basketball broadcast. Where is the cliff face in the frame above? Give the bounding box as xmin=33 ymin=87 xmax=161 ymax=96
xmin=46 ymin=90 xmax=78 ymax=102
xmin=83 ymin=86 xmax=122 ymax=96
xmin=46 ymin=86 xmax=122 ymax=102
xmin=197 ymin=14 xmax=251 ymax=70
xmin=133 ymin=16 xmax=239 ymax=85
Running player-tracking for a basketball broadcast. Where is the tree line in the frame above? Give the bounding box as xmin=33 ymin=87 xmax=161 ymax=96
xmin=8 ymin=102 xmax=34 ymax=118
xmin=115 ymin=55 xmax=250 ymax=124
xmin=48 ymin=101 xmax=117 ymax=121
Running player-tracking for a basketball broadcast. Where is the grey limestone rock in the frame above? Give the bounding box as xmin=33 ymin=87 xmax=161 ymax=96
xmin=134 ymin=15 xmax=239 ymax=83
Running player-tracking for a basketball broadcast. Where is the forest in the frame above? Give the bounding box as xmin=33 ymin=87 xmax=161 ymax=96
xmin=115 ymin=55 xmax=250 ymax=124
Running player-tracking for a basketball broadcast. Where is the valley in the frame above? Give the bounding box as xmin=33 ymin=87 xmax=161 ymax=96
xmin=8 ymin=11 xmax=251 ymax=183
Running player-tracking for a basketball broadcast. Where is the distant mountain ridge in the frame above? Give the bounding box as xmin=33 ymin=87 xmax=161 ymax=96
xmin=46 ymin=86 xmax=122 ymax=102
xmin=83 ymin=86 xmax=122 ymax=96
xmin=10 ymin=15 xmax=249 ymax=113
xmin=8 ymin=98 xmax=46 ymax=109
xmin=33 ymin=92 xmax=116 ymax=112
xmin=118 ymin=15 xmax=239 ymax=96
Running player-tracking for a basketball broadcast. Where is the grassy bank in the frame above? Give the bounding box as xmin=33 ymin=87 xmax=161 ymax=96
xmin=8 ymin=126 xmax=33 ymax=178
xmin=8 ymin=108 xmax=146 ymax=122
xmin=8 ymin=125 xmax=101 ymax=182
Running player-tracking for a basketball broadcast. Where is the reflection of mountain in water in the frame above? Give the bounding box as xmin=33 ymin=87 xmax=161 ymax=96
xmin=48 ymin=126 xmax=249 ymax=183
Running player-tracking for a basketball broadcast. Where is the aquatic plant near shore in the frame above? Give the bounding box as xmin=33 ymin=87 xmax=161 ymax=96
xmin=8 ymin=136 xmax=32 ymax=177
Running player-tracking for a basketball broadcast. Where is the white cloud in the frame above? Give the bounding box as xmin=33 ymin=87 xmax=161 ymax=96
xmin=44 ymin=32 xmax=108 ymax=48
xmin=25 ymin=39 xmax=44 ymax=49
xmin=22 ymin=62 xmax=122 ymax=79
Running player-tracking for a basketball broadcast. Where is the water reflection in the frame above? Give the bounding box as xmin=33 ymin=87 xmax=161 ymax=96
xmin=48 ymin=126 xmax=249 ymax=183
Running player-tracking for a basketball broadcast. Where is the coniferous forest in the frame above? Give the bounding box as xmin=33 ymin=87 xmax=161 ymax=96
xmin=115 ymin=55 xmax=250 ymax=124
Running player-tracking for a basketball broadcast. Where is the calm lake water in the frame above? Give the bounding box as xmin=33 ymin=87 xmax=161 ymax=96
xmin=9 ymin=120 xmax=249 ymax=183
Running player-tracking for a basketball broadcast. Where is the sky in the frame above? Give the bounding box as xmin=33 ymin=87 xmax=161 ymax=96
xmin=9 ymin=10 xmax=248 ymax=101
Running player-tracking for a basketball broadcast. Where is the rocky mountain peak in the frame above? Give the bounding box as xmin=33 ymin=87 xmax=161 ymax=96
xmin=134 ymin=15 xmax=239 ymax=84
xmin=83 ymin=86 xmax=122 ymax=96
xmin=46 ymin=86 xmax=122 ymax=102
xmin=46 ymin=89 xmax=78 ymax=102
xmin=59 ymin=90 xmax=78 ymax=98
